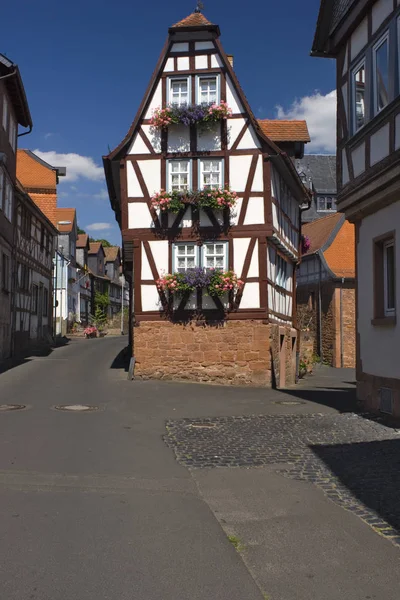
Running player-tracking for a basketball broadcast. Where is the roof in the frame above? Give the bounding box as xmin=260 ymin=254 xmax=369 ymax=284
xmin=15 ymin=179 xmax=58 ymax=234
xmin=17 ymin=149 xmax=57 ymax=189
xmin=312 ymin=0 xmax=358 ymax=56
xmin=295 ymin=154 xmax=337 ymax=195
xmin=0 ymin=53 xmax=32 ymax=128
xmin=302 ymin=212 xmax=355 ymax=278
xmin=54 ymin=208 xmax=76 ymax=233
xmin=104 ymin=246 xmax=120 ymax=262
xmin=89 ymin=242 xmax=104 ymax=255
xmin=258 ymin=120 xmax=310 ymax=143
xmin=171 ymin=11 xmax=215 ymax=28
xmin=77 ymin=234 xmax=89 ymax=248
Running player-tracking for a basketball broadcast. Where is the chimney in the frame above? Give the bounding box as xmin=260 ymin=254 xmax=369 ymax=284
xmin=227 ymin=54 xmax=234 ymax=68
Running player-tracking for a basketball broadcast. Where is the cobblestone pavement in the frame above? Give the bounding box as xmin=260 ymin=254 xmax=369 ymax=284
xmin=165 ymin=413 xmax=400 ymax=547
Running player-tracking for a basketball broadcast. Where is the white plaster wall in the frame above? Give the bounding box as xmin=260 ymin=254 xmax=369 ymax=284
xmin=195 ymin=41 xmax=214 ymax=50
xmin=141 ymin=285 xmax=160 ymax=312
xmin=358 ymin=201 xmax=400 ymax=378
xmin=342 ymin=83 xmax=348 ymax=128
xmin=240 ymin=282 xmax=260 ymax=309
xmin=372 ymin=0 xmax=392 ymax=34
xmin=144 ymin=81 xmax=162 ymax=119
xmin=251 ymin=156 xmax=263 ymax=192
xmin=128 ymin=202 xmax=152 ymax=229
xmin=342 ymin=45 xmax=348 ymax=76
xmin=227 ymin=117 xmax=246 ymax=149
xmin=243 ymin=198 xmax=264 ymax=225
xmin=233 ymin=237 xmax=251 ymax=276
xmin=149 ymin=240 xmax=169 ymax=275
xmin=342 ymin=149 xmax=350 ymax=185
xmin=267 ymin=246 xmax=276 ymax=281
xmin=230 ymin=198 xmax=243 ymax=226
xmin=237 ymin=125 xmax=260 ymax=150
xmin=168 ymin=207 xmax=192 ymax=228
xmin=199 ymin=209 xmax=224 ymax=227
xmin=226 ymin=77 xmax=244 ymax=114
xmin=141 ymin=244 xmax=153 ymax=279
xmin=171 ymin=43 xmax=188 ymax=52
xmin=195 ymin=55 xmax=208 ymax=69
xmin=168 ymin=124 xmax=191 ymax=152
xmin=197 ymin=122 xmax=221 ymax=151
xmin=352 ymin=142 xmax=366 ymax=178
xmin=127 ymin=161 xmax=143 ymax=197
xmin=272 ymin=202 xmax=278 ymax=231
xmin=127 ymin=133 xmax=150 ymax=155
xmin=211 ymin=54 xmax=223 ymax=68
xmin=370 ymin=123 xmax=390 ymax=166
xmin=142 ymin=125 xmax=161 ymax=153
xmin=351 ymin=16 xmax=368 ymax=59
xmin=164 ymin=57 xmax=174 ymax=72
xmin=137 ymin=159 xmax=161 ymax=195
xmin=247 ymin=240 xmax=259 ymax=278
xmin=395 ymin=113 xmax=400 ymax=150
xmin=177 ymin=56 xmax=189 ymax=71
xmin=230 ymin=155 xmax=252 ymax=191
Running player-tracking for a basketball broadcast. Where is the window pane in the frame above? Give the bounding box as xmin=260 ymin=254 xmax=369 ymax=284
xmin=187 ymin=245 xmax=195 ymax=255
xmin=385 ymin=243 xmax=395 ymax=310
xmin=187 ymin=258 xmax=195 ymax=267
xmin=206 ymin=257 xmax=214 ymax=267
xmin=216 ymin=257 xmax=223 ymax=267
xmin=177 ymin=246 xmax=185 ymax=255
xmin=375 ymin=38 xmax=389 ymax=112
xmin=216 ymin=245 xmax=224 ymax=255
xmin=326 ymin=197 xmax=332 ymax=210
xmin=354 ymin=63 xmax=366 ymax=130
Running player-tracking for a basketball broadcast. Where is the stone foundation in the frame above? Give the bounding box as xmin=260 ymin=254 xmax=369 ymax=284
xmin=270 ymin=324 xmax=297 ymax=388
xmin=357 ymin=372 xmax=400 ymax=421
xmin=134 ymin=320 xmax=272 ymax=386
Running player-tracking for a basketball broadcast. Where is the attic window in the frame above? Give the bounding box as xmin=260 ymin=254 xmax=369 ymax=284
xmin=317 ymin=196 xmax=336 ymax=212
xmin=169 ymin=78 xmax=189 ymax=107
xmin=197 ymin=76 xmax=219 ymax=105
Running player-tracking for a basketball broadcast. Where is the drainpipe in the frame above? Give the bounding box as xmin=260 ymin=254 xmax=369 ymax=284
xmin=340 ymin=277 xmax=344 ymax=368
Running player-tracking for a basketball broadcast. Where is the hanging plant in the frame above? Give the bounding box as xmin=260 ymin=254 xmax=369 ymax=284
xmin=156 ymin=268 xmax=244 ymax=300
xmin=207 ymin=270 xmax=244 ymax=297
xmin=197 ymin=188 xmax=238 ymax=210
xmin=150 ymin=102 xmax=233 ymax=129
xmin=150 ymin=190 xmax=186 ymax=214
xmin=150 ymin=188 xmax=238 ymax=213
xmin=301 ymin=235 xmax=311 ymax=254
xmin=205 ymin=101 xmax=233 ymax=122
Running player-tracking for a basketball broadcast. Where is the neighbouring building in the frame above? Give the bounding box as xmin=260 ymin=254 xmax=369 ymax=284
xmin=295 ymin=155 xmax=337 ymax=223
xmin=313 ymin=0 xmax=400 ymax=417
xmin=297 ymin=212 xmax=355 ymax=368
xmin=104 ymin=246 xmax=124 ymax=319
xmin=75 ymin=233 xmax=92 ymax=325
xmin=88 ymin=242 xmax=110 ymax=311
xmin=13 ymin=181 xmax=57 ymax=355
xmin=54 ymin=207 xmax=78 ymax=333
xmin=0 ymin=53 xmax=32 ymax=360
xmin=103 ymin=10 xmax=310 ymax=386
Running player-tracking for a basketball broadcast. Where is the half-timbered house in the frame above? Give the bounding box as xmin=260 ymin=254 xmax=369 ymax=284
xmin=104 ymin=10 xmax=310 ymax=386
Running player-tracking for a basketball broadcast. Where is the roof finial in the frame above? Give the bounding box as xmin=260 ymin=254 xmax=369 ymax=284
xmin=194 ymin=1 xmax=204 ymax=13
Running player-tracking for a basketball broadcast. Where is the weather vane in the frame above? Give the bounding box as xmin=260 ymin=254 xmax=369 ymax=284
xmin=195 ymin=1 xmax=204 ymax=13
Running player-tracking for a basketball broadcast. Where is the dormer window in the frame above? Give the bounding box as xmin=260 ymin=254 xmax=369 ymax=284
xmin=199 ymin=159 xmax=222 ymax=189
xmin=198 ymin=75 xmax=219 ymax=105
xmin=169 ymin=78 xmax=190 ymax=106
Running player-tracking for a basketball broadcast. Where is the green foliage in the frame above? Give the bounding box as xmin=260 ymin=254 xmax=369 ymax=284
xmin=91 ymin=305 xmax=107 ymax=331
xmin=89 ymin=237 xmax=112 ymax=247
xmin=95 ymin=290 xmax=110 ymax=312
xmin=77 ymin=226 xmax=86 ymax=234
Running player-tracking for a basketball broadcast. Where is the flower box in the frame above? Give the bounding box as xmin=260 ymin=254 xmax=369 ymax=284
xmin=150 ymin=102 xmax=232 ymax=129
xmin=151 ymin=188 xmax=238 ymax=214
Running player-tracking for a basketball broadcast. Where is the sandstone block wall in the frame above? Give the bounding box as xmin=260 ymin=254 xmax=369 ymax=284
xmin=134 ymin=320 xmax=272 ymax=386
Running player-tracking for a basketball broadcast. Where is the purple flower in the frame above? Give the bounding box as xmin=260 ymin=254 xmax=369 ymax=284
xmin=183 ymin=267 xmax=212 ymax=288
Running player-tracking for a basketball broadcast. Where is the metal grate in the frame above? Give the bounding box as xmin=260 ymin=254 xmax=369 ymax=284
xmin=379 ymin=388 xmax=393 ymax=415
xmin=331 ymin=0 xmax=358 ymax=32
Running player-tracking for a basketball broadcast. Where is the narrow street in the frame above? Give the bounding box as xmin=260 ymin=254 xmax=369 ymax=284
xmin=0 ymin=338 xmax=399 ymax=599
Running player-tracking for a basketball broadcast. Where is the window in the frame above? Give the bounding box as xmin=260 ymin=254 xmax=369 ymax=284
xmin=199 ymin=159 xmax=222 ymax=189
xmin=384 ymin=240 xmax=395 ymax=316
xmin=198 ymin=75 xmax=218 ymax=105
xmin=174 ymin=243 xmax=198 ymax=272
xmin=2 ymin=96 xmax=8 ymax=131
xmin=4 ymin=181 xmax=13 ymax=221
xmin=18 ymin=263 xmax=30 ymax=291
xmin=168 ymin=160 xmax=190 ymax=192
xmin=352 ymin=61 xmax=366 ymax=132
xmin=169 ymin=78 xmax=189 ymax=106
xmin=317 ymin=196 xmax=336 ymax=211
xmin=373 ymin=234 xmax=396 ymax=323
xmin=43 ymin=287 xmax=49 ymax=317
xmin=32 ymin=284 xmax=38 ymax=314
xmin=202 ymin=242 xmax=228 ymax=270
xmin=373 ymin=34 xmax=389 ymax=114
xmin=21 ymin=206 xmax=31 ymax=239
xmin=1 ymin=253 xmax=10 ymax=292
xmin=8 ymin=114 xmax=16 ymax=152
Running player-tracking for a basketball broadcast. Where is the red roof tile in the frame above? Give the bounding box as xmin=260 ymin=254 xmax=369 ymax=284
xmin=104 ymin=246 xmax=120 ymax=262
xmin=77 ymin=234 xmax=89 ymax=248
xmin=172 ymin=12 xmax=214 ymax=27
xmin=89 ymin=242 xmax=102 ymax=255
xmin=258 ymin=120 xmax=310 ymax=143
xmin=54 ymin=208 xmax=76 ymax=233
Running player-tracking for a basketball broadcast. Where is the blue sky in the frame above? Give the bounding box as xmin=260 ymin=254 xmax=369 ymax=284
xmin=4 ymin=0 xmax=336 ymax=245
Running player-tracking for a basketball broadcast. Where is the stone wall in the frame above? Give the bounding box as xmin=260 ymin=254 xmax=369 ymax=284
xmin=134 ymin=320 xmax=272 ymax=386
xmin=342 ymin=288 xmax=356 ymax=368
xmin=358 ymin=373 xmax=400 ymax=421
xmin=268 ymin=324 xmax=297 ymax=388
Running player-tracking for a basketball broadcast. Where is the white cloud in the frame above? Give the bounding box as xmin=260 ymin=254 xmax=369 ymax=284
xmin=86 ymin=222 xmax=113 ymax=232
xmin=93 ymin=189 xmax=108 ymax=200
xmin=276 ymin=90 xmax=337 ymax=154
xmin=33 ymin=149 xmax=104 ymax=182
xmin=44 ymin=132 xmax=53 ymax=140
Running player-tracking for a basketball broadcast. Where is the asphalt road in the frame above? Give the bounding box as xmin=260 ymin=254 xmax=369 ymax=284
xmin=0 ymin=337 xmax=264 ymax=600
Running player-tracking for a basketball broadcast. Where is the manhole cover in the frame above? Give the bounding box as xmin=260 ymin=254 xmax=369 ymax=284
xmin=188 ymin=423 xmax=217 ymax=429
xmin=273 ymin=400 xmax=306 ymax=406
xmin=0 ymin=404 xmax=26 ymax=411
xmin=54 ymin=404 xmax=98 ymax=412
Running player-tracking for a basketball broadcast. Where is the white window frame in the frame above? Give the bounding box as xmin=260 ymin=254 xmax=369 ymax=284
xmin=173 ymin=242 xmax=199 ymax=272
xmin=2 ymin=96 xmax=8 ymax=131
xmin=168 ymin=77 xmax=190 ymax=107
xmin=201 ymin=242 xmax=228 ymax=270
xmin=373 ymin=32 xmax=390 ymax=116
xmin=196 ymin=74 xmax=220 ymax=105
xmin=4 ymin=180 xmax=13 ymax=222
xmin=352 ymin=58 xmax=366 ymax=134
xmin=317 ymin=196 xmax=336 ymax=212
xmin=199 ymin=158 xmax=223 ymax=190
xmin=167 ymin=159 xmax=191 ymax=193
xmin=383 ymin=239 xmax=396 ymax=316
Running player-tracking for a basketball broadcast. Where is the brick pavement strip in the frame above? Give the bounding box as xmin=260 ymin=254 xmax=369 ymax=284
xmin=164 ymin=413 xmax=400 ymax=548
